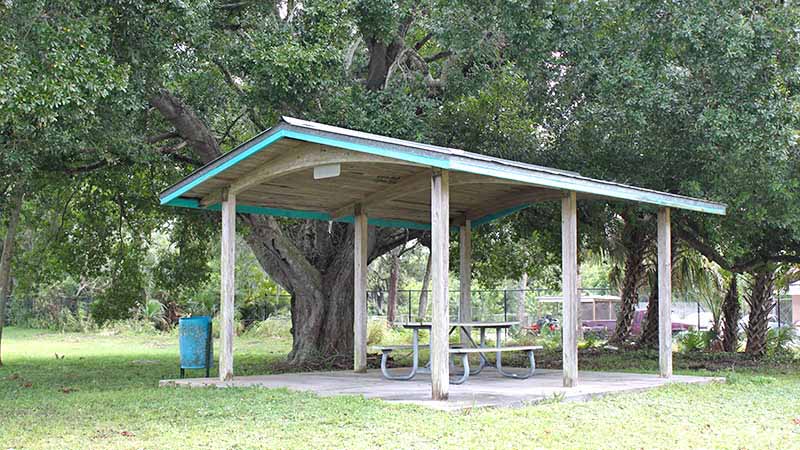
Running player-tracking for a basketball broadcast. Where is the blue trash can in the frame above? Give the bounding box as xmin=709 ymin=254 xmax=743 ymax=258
xmin=179 ymin=316 xmax=213 ymax=378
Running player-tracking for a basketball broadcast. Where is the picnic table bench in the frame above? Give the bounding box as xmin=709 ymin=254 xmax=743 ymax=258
xmin=372 ymin=321 xmax=542 ymax=384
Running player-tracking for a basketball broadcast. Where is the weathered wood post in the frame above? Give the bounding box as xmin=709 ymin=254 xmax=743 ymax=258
xmin=219 ymin=190 xmax=236 ymax=382
xmin=431 ymin=170 xmax=450 ymax=400
xmin=561 ymin=191 xmax=578 ymax=387
xmin=459 ymin=220 xmax=472 ymax=342
xmin=658 ymin=207 xmax=673 ymax=378
xmin=354 ymin=204 xmax=368 ymax=373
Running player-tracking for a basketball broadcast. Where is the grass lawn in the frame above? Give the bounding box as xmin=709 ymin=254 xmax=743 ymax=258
xmin=2 ymin=326 xmax=800 ymax=449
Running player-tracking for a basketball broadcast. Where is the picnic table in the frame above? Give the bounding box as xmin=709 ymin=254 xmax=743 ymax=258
xmin=372 ymin=321 xmax=540 ymax=384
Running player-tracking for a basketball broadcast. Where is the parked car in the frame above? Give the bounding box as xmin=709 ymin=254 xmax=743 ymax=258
xmin=582 ymin=309 xmax=694 ymax=336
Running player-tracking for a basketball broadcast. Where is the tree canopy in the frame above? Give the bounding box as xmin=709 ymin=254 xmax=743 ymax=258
xmin=2 ymin=0 xmax=799 ymax=361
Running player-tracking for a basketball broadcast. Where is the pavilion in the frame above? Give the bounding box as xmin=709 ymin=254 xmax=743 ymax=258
xmin=159 ymin=117 xmax=726 ymax=401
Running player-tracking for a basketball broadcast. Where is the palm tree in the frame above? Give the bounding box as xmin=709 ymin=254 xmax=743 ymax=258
xmin=603 ymin=211 xmax=653 ymax=344
xmin=721 ymin=275 xmax=740 ymax=352
xmin=744 ymin=269 xmax=776 ymax=356
xmin=639 ymin=241 xmax=725 ymax=348
xmin=593 ymin=211 xmax=726 ymax=347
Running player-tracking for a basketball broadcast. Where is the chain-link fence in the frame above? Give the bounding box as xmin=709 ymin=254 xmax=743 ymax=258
xmin=3 ymin=295 xmax=93 ymax=327
xmin=5 ymin=290 xmax=795 ymax=331
xmin=366 ymin=289 xmax=797 ymax=331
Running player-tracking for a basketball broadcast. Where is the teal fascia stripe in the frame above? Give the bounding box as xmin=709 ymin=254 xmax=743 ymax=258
xmin=161 ymin=129 xmax=451 ymax=206
xmin=160 ymin=130 xmax=288 ymax=205
xmin=165 ymin=198 xmax=431 ymax=230
xmin=169 ymin=197 xmax=204 ymax=208
xmin=472 ymin=204 xmax=531 ymax=228
xmin=449 ymin=160 xmax=726 ymax=215
xmin=281 ymin=130 xmax=450 ymax=168
xmin=168 ymin=197 xmax=525 ymax=230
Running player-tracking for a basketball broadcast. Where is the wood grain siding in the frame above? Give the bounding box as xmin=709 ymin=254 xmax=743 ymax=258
xmin=353 ymin=206 xmax=368 ymax=373
xmin=219 ymin=191 xmax=236 ymax=382
xmin=430 ymin=171 xmax=450 ymax=400
xmin=561 ymin=192 xmax=578 ymax=387
xmin=658 ymin=208 xmax=673 ymax=378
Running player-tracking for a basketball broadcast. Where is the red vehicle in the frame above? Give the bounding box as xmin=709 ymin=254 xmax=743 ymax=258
xmin=527 ymin=315 xmax=560 ymax=334
xmin=582 ymin=309 xmax=694 ymax=336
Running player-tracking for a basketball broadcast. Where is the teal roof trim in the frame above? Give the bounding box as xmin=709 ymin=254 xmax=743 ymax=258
xmin=281 ymin=130 xmax=449 ymax=169
xmin=167 ymin=196 xmax=527 ymax=231
xmin=165 ymin=198 xmax=432 ymax=230
xmin=159 ymin=117 xmax=727 ymax=220
xmin=471 ymin=204 xmax=531 ymax=227
xmin=160 ymin=130 xmax=288 ymax=205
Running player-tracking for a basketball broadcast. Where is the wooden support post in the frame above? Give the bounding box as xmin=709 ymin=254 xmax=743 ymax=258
xmin=561 ymin=191 xmax=578 ymax=387
xmin=431 ymin=170 xmax=450 ymax=400
xmin=459 ymin=220 xmax=472 ymax=342
xmin=354 ymin=205 xmax=368 ymax=373
xmin=219 ymin=190 xmax=236 ymax=382
xmin=658 ymin=207 xmax=673 ymax=378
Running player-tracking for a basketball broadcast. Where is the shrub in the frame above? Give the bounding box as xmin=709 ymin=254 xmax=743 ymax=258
xmin=765 ymin=327 xmax=797 ymax=356
xmin=510 ymin=327 xmax=561 ymax=351
xmin=91 ymin=253 xmax=147 ymax=325
xmin=579 ymin=331 xmax=605 ymax=350
xmin=245 ymin=318 xmax=292 ymax=339
xmin=678 ymin=331 xmax=708 ymax=353
xmin=101 ymin=319 xmax=161 ymax=336
xmin=211 ymin=314 xmax=244 ymax=338
xmin=58 ymin=307 xmax=97 ymax=333
xmin=381 ymin=324 xmax=416 ymax=345
xmin=137 ymin=299 xmax=168 ymax=330
xmin=367 ymin=319 xmax=387 ymax=346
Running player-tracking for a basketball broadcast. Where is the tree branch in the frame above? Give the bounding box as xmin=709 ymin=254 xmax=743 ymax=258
xmin=63 ymin=160 xmax=108 ymax=174
xmin=211 ymin=59 xmax=266 ymax=130
xmin=157 ymin=140 xmax=186 ymax=153
xmin=145 ymin=131 xmax=180 ymax=144
xmin=218 ymin=109 xmax=247 ymax=145
xmin=217 ymin=1 xmax=252 ymax=10
xmin=674 ymin=225 xmax=733 ymax=271
xmin=149 ymin=89 xmax=222 ymax=163
xmin=424 ymin=50 xmax=452 ymax=63
xmin=414 ymin=32 xmax=432 ymax=51
xmin=166 ymin=154 xmax=203 ymax=166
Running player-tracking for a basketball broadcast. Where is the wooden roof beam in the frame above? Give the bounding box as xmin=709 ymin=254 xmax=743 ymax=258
xmin=452 ymin=188 xmax=564 ymax=226
xmin=329 ymin=169 xmax=433 ymax=220
xmin=200 ymin=145 xmax=407 ymax=207
xmin=329 ymin=172 xmax=531 ymax=220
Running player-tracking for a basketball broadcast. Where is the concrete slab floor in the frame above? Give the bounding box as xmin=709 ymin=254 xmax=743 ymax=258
xmin=160 ymin=369 xmax=723 ymax=411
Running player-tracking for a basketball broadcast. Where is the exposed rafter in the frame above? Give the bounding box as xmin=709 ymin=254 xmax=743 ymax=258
xmin=201 ymin=145 xmax=410 ymax=206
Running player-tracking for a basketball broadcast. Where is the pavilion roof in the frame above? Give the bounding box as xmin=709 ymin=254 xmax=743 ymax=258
xmin=159 ymin=117 xmax=726 ymax=229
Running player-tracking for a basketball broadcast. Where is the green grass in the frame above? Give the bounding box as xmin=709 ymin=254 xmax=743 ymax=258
xmin=2 ymin=327 xmax=800 ymax=449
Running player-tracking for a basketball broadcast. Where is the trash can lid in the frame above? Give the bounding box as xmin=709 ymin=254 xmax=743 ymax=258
xmin=179 ymin=316 xmax=211 ymax=323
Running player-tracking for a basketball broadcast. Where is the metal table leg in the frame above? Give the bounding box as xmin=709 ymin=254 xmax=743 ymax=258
xmin=449 ymin=352 xmax=470 ymax=385
xmin=496 ymin=349 xmax=536 ymax=379
xmin=379 ymin=328 xmax=420 ymax=380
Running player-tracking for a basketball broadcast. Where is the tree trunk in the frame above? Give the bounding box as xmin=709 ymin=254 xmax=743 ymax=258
xmin=638 ymin=274 xmax=659 ymax=348
xmin=417 ymin=252 xmax=431 ymax=321
xmin=386 ymin=248 xmax=400 ymax=323
xmin=639 ymin=236 xmax=679 ymax=348
xmin=0 ymin=184 xmax=24 ymax=366
xmin=244 ymin=215 xmax=413 ymax=365
xmin=151 ymin=89 xmax=418 ymax=366
xmin=362 ymin=15 xmax=412 ymax=91
xmin=745 ymin=270 xmax=774 ymax=357
xmin=611 ymin=220 xmax=649 ymax=343
xmin=721 ymin=275 xmax=740 ymax=352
